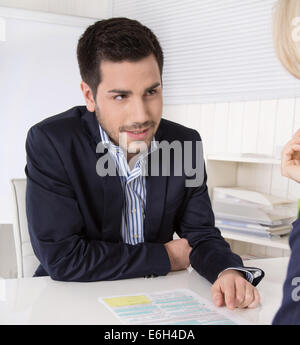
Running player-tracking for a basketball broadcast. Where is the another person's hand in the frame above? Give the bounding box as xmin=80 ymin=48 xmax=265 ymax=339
xmin=211 ymin=269 xmax=260 ymax=310
xmin=281 ymin=128 xmax=300 ymax=183
xmin=164 ymin=238 xmax=192 ymax=271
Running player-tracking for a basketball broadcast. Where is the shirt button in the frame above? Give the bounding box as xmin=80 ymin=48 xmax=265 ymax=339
xmin=132 ymin=208 xmax=136 ymax=213
xmin=134 ymin=235 xmax=138 ymax=238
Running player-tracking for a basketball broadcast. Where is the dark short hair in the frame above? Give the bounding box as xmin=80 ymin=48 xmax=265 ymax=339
xmin=77 ymin=17 xmax=164 ymax=98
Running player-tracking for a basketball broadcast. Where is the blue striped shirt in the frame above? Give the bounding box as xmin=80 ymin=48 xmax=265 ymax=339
xmin=99 ymin=125 xmax=157 ymax=245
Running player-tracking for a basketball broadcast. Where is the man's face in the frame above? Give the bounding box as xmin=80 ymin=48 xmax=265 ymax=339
xmin=81 ymin=54 xmax=163 ymax=158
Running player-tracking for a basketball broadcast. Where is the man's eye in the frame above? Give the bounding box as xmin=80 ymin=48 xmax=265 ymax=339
xmin=114 ymin=95 xmax=126 ymax=100
xmin=146 ymin=89 xmax=157 ymax=96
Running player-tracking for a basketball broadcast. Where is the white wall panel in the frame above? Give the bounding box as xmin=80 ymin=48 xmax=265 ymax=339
xmin=185 ymin=104 xmax=202 ymax=134
xmin=241 ymin=101 xmax=260 ymax=154
xmin=227 ymin=102 xmax=244 ymax=155
xmin=293 ymin=97 xmax=300 ymax=133
xmin=162 ymin=104 xmax=187 ymax=126
xmin=274 ymin=98 xmax=295 ymax=156
xmin=257 ymin=100 xmax=277 ymax=156
xmin=212 ymin=103 xmax=229 ymax=154
xmin=198 ymin=103 xmax=215 ymax=156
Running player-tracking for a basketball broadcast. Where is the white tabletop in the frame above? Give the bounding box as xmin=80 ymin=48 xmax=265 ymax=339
xmin=0 ymin=257 xmax=289 ymax=325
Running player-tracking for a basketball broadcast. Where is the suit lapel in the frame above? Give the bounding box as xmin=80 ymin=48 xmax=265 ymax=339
xmin=101 ymin=167 xmax=124 ymax=239
xmin=81 ymin=108 xmax=123 ymax=240
xmin=144 ymin=122 xmax=168 ymax=241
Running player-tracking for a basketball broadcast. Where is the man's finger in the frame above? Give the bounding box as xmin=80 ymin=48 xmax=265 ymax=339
xmin=248 ymin=287 xmax=261 ymax=309
xmin=238 ymin=283 xmax=254 ymax=308
xmin=223 ymin=278 xmax=236 ymax=310
xmin=211 ymin=283 xmax=224 ymax=307
xmin=213 ymin=292 xmax=224 ymax=307
xmin=234 ymin=277 xmax=247 ymax=307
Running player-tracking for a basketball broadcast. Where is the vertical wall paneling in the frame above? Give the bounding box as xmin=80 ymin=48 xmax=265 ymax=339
xmin=199 ymin=103 xmax=215 ymax=156
xmin=185 ymin=104 xmax=202 ymax=134
xmin=257 ymin=99 xmax=277 ymax=156
xmin=271 ymin=98 xmax=296 ymax=199
xmin=162 ymin=104 xmax=187 ymax=125
xmin=212 ymin=103 xmax=229 ymax=154
xmin=227 ymin=102 xmax=245 ymax=155
xmin=274 ymin=98 xmax=295 ymax=155
xmin=293 ymin=97 xmax=300 ymax=132
xmin=241 ymin=101 xmax=260 ymax=154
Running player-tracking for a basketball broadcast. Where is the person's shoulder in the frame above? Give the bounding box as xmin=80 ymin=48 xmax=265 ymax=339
xmin=26 ymin=105 xmax=91 ymax=144
xmin=158 ymin=118 xmax=202 ymax=142
xmin=31 ymin=105 xmax=87 ymax=133
xmin=25 ymin=105 xmax=92 ymax=151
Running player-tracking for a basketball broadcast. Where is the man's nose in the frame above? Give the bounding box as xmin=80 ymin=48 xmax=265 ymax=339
xmin=130 ymin=98 xmax=150 ymax=124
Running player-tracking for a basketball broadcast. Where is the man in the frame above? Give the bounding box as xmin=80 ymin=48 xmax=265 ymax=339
xmin=25 ymin=17 xmax=264 ymax=310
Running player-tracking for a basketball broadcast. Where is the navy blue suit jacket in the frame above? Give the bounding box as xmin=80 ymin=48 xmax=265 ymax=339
xmin=25 ymin=105 xmax=245 ymax=283
xmin=273 ymin=216 xmax=300 ymax=324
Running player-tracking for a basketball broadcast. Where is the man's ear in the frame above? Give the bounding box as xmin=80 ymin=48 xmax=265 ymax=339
xmin=80 ymin=81 xmax=96 ymax=112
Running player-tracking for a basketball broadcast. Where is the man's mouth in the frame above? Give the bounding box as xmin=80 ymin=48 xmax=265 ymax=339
xmin=127 ymin=128 xmax=149 ymax=134
xmin=125 ymin=128 xmax=150 ymax=139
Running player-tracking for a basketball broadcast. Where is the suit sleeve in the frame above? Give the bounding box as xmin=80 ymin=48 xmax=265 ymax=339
xmin=176 ymin=130 xmax=244 ymax=284
xmin=25 ymin=125 xmax=170 ymax=282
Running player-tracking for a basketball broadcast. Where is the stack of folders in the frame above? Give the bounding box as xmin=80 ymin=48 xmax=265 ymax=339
xmin=212 ymin=187 xmax=297 ymax=238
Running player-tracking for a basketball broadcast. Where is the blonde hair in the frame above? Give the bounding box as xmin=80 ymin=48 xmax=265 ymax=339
xmin=273 ymin=0 xmax=300 ymax=79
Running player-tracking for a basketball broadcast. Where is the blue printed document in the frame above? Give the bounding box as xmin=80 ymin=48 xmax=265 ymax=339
xmin=99 ymin=288 xmax=251 ymax=325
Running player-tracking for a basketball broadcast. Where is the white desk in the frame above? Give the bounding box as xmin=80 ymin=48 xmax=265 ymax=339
xmin=0 ymin=257 xmax=289 ymax=325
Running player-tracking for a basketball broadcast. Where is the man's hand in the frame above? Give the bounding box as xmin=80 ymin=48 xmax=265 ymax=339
xmin=211 ymin=269 xmax=260 ymax=310
xmin=164 ymin=238 xmax=192 ymax=271
xmin=281 ymin=128 xmax=300 ymax=183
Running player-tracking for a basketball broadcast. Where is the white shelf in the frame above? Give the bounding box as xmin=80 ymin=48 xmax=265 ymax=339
xmin=205 ymin=154 xmax=290 ymax=257
xmin=220 ymin=230 xmax=290 ymax=250
xmin=206 ymin=154 xmax=281 ymax=165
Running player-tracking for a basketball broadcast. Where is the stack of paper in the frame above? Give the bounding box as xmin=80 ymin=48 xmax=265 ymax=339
xmin=212 ymin=187 xmax=296 ymax=238
xmin=215 ymin=218 xmax=292 ymax=238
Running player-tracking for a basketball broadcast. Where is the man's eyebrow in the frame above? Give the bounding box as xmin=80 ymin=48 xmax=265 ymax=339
xmin=107 ymin=82 xmax=161 ymax=94
xmin=145 ymin=82 xmax=161 ymax=92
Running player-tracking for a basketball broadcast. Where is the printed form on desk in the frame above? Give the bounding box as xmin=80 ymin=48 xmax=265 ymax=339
xmin=98 ymin=289 xmax=251 ymax=325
